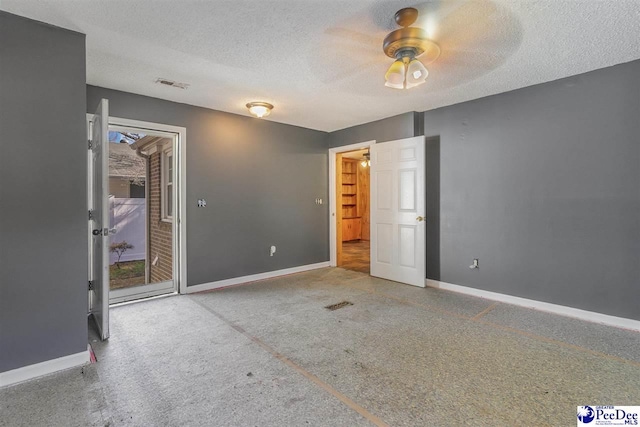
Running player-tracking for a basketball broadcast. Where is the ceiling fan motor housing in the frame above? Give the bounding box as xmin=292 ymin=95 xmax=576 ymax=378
xmin=383 ymin=8 xmax=440 ymax=63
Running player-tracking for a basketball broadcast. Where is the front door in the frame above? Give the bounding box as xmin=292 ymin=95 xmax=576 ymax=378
xmin=89 ymin=99 xmax=110 ymax=340
xmin=370 ymin=136 xmax=426 ymax=287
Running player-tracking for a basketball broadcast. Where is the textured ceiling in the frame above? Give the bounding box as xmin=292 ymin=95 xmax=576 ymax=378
xmin=3 ymin=1 xmax=640 ymax=132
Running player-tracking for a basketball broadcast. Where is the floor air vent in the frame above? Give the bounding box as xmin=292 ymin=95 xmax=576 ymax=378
xmin=325 ymin=301 xmax=353 ymax=311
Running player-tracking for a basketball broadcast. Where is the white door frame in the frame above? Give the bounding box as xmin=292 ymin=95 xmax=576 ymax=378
xmin=328 ymin=140 xmax=375 ymax=266
xmin=86 ymin=114 xmax=188 ymax=296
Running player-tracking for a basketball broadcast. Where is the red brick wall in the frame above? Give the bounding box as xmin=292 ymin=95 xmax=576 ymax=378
xmin=148 ymin=152 xmax=173 ymax=283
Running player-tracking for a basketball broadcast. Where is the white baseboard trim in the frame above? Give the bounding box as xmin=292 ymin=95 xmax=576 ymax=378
xmin=426 ymin=279 xmax=640 ymax=332
xmin=0 ymin=349 xmax=90 ymax=388
xmin=186 ymin=261 xmax=331 ymax=294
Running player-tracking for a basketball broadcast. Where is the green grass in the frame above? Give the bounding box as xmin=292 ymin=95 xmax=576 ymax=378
xmin=110 ymin=260 xmax=145 ymax=280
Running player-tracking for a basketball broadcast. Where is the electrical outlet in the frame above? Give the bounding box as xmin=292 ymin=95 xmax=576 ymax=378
xmin=270 ymin=245 xmax=276 ymax=257
xmin=469 ymin=259 xmax=479 ymax=269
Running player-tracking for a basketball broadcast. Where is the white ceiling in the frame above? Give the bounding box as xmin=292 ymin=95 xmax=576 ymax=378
xmin=3 ymin=1 xmax=639 ymax=132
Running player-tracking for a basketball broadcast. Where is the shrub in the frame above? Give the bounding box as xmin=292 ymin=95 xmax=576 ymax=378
xmin=110 ymin=241 xmax=134 ymax=269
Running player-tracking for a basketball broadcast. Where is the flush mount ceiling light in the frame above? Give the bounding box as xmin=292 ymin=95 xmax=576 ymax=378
xmin=383 ymin=7 xmax=440 ymax=90
xmin=246 ymin=102 xmax=274 ymax=118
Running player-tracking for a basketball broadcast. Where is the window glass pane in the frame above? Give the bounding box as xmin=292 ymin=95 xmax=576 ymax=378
xmin=167 ymin=183 xmax=173 ymax=217
xmin=168 ymin=154 xmax=173 ymax=184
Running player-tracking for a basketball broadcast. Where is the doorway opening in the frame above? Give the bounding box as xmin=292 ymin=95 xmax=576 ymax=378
xmin=88 ymin=103 xmax=186 ymax=339
xmin=88 ymin=114 xmax=186 ymax=313
xmin=329 ymin=141 xmax=374 ymax=273
xmin=106 ymin=127 xmax=178 ymax=304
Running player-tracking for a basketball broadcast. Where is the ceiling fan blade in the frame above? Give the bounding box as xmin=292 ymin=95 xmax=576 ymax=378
xmin=436 ymin=49 xmax=507 ymax=68
xmin=314 ymin=56 xmax=384 ymax=84
xmin=324 ymin=27 xmax=383 ymax=49
xmin=410 ymin=0 xmax=522 ymax=91
xmin=311 ymin=25 xmax=388 ymax=84
xmin=420 ymin=0 xmax=521 ymax=53
xmin=425 ymin=50 xmax=509 ymax=91
xmin=309 ymin=0 xmax=522 ymax=94
xmin=414 ymin=1 xmax=493 ymax=39
xmin=320 ymin=38 xmax=382 ymax=58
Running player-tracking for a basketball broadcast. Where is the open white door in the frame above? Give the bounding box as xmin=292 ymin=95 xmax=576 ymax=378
xmin=89 ymin=99 xmax=110 ymax=340
xmin=370 ymin=136 xmax=426 ymax=287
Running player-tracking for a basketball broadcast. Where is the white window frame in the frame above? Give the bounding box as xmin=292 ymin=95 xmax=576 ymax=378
xmin=161 ymin=146 xmax=174 ymax=222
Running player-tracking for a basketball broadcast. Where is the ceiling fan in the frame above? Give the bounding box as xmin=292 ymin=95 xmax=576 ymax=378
xmin=312 ymin=1 xmax=522 ymax=95
xmin=382 ymin=7 xmax=440 ymax=89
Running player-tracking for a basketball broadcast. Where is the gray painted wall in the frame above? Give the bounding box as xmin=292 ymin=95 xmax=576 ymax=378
xmin=424 ymin=59 xmax=640 ymax=320
xmin=328 ymin=60 xmax=640 ymax=321
xmin=425 ymin=136 xmax=441 ymax=281
xmin=87 ymin=87 xmax=329 ymax=287
xmin=327 ymin=112 xmax=416 ymax=148
xmin=0 ymin=12 xmax=88 ymax=372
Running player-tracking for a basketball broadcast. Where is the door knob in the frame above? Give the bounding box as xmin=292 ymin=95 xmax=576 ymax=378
xmin=108 ymin=228 xmax=117 ymax=235
xmin=416 ymin=216 xmax=425 ymax=222
xmin=92 ymin=229 xmax=102 ymax=236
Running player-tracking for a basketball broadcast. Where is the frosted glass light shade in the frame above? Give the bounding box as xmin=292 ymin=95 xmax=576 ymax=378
xmin=384 ymin=60 xmax=406 ymax=89
xmin=246 ymin=102 xmax=274 ymax=118
xmin=405 ymin=59 xmax=428 ymax=89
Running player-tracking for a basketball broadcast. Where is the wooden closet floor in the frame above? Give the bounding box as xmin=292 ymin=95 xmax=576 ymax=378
xmin=341 ymin=240 xmax=370 ymax=274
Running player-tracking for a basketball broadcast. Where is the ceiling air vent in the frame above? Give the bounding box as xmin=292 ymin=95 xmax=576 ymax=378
xmin=154 ymin=78 xmax=189 ymax=89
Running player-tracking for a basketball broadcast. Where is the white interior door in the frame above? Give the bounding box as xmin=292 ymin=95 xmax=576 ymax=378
xmin=89 ymin=99 xmax=110 ymax=340
xmin=370 ymin=136 xmax=426 ymax=287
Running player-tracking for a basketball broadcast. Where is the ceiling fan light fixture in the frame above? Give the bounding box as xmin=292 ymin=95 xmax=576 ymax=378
xmin=246 ymin=102 xmax=274 ymax=118
xmin=384 ymin=59 xmax=406 ymax=89
xmin=382 ymin=7 xmax=440 ymax=90
xmin=405 ymin=59 xmax=428 ymax=89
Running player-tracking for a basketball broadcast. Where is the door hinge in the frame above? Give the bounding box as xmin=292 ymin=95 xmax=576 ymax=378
xmin=88 ymin=139 xmax=92 ymax=150
xmin=88 ymin=280 xmax=94 ymax=291
xmin=88 ymin=210 xmax=94 ymax=220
